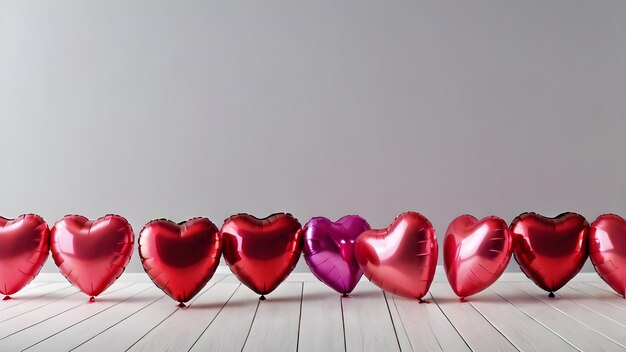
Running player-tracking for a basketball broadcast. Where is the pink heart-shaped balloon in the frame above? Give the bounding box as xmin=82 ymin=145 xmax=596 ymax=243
xmin=444 ymin=215 xmax=512 ymax=300
xmin=0 ymin=214 xmax=50 ymax=298
xmin=303 ymin=215 xmax=371 ymax=295
xmin=589 ymin=214 xmax=626 ymax=297
xmin=51 ymin=214 xmax=134 ymax=300
xmin=355 ymin=212 xmax=438 ymax=300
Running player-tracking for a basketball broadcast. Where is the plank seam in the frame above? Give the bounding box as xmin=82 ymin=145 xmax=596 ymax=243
xmin=123 ymin=275 xmax=229 ymax=351
xmin=0 ymin=286 xmax=77 ymax=320
xmin=187 ymin=283 xmax=242 ymax=352
xmin=427 ymin=292 xmax=474 ymax=352
xmin=382 ymin=291 xmax=403 ymax=351
xmin=390 ymin=296 xmax=415 ymax=352
xmin=465 ymin=299 xmax=522 ymax=352
xmin=23 ymin=284 xmax=154 ymax=351
xmin=490 ymin=289 xmax=583 ymax=352
xmin=239 ymin=300 xmax=260 ymax=352
xmin=508 ymin=283 xmax=626 ymax=349
xmin=295 ymin=282 xmax=304 ymax=352
xmin=69 ymin=294 xmax=166 ymax=351
xmin=0 ymin=282 xmax=136 ymax=341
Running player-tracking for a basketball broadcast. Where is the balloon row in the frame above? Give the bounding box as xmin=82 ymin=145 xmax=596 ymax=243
xmin=1 ymin=211 xmax=624 ymax=305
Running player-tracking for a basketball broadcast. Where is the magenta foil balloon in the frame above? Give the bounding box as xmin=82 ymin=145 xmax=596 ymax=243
xmin=303 ymin=215 xmax=371 ymax=295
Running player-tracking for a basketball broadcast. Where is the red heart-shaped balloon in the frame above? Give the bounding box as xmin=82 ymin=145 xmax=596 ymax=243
xmin=139 ymin=217 xmax=222 ymax=305
xmin=444 ymin=215 xmax=512 ymax=300
xmin=221 ymin=213 xmax=302 ymax=298
xmin=589 ymin=214 xmax=626 ymax=297
xmin=51 ymin=214 xmax=134 ymax=300
xmin=0 ymin=214 xmax=50 ymax=298
xmin=511 ymin=212 xmax=589 ymax=295
xmin=355 ymin=212 xmax=438 ymax=300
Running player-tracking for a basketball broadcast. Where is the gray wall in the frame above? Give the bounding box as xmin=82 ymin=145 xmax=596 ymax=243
xmin=1 ymin=0 xmax=625 ymax=273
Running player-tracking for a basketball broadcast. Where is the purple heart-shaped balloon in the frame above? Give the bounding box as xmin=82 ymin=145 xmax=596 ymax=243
xmin=303 ymin=215 xmax=371 ymax=295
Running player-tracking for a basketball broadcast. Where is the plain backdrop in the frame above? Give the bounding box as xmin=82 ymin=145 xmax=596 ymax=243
xmin=1 ymin=0 xmax=625 ymax=274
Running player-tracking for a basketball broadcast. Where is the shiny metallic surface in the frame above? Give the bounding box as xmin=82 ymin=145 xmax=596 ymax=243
xmin=511 ymin=212 xmax=589 ymax=293
xmin=0 ymin=214 xmax=50 ymax=296
xmin=589 ymin=214 xmax=626 ymax=297
xmin=355 ymin=212 xmax=438 ymax=300
xmin=444 ymin=215 xmax=512 ymax=299
xmin=303 ymin=215 xmax=370 ymax=295
xmin=139 ymin=217 xmax=221 ymax=303
xmin=221 ymin=213 xmax=302 ymax=296
xmin=51 ymin=214 xmax=134 ymax=298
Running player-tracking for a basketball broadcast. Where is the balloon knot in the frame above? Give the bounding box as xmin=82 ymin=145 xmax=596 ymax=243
xmin=548 ymin=292 xmax=555 ymax=298
xmin=459 ymin=297 xmax=468 ymax=303
xmin=259 ymin=295 xmax=266 ymax=301
xmin=3 ymin=296 xmax=12 ymax=301
xmin=342 ymin=293 xmax=349 ymax=298
xmin=418 ymin=299 xmax=430 ymax=304
xmin=178 ymin=302 xmax=187 ymax=308
xmin=88 ymin=296 xmax=96 ymax=303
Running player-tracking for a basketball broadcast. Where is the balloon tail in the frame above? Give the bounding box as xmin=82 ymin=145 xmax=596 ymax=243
xmin=259 ymin=295 xmax=266 ymax=301
xmin=548 ymin=292 xmax=555 ymax=298
xmin=459 ymin=297 xmax=468 ymax=303
xmin=178 ymin=302 xmax=187 ymax=308
xmin=342 ymin=293 xmax=349 ymax=298
xmin=88 ymin=296 xmax=96 ymax=303
xmin=418 ymin=299 xmax=430 ymax=304
xmin=3 ymin=296 xmax=11 ymax=301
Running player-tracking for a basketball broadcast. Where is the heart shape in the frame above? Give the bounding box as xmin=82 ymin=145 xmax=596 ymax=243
xmin=511 ymin=212 xmax=589 ymax=294
xmin=303 ymin=215 xmax=371 ymax=295
xmin=221 ymin=213 xmax=302 ymax=298
xmin=139 ymin=217 xmax=222 ymax=305
xmin=0 ymin=214 xmax=50 ymax=298
xmin=51 ymin=214 xmax=134 ymax=299
xmin=589 ymin=214 xmax=626 ymax=297
xmin=444 ymin=215 xmax=512 ymax=299
xmin=355 ymin=212 xmax=438 ymax=300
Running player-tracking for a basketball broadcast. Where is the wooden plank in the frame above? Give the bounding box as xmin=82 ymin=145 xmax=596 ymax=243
xmin=23 ymin=286 xmax=164 ymax=352
xmin=567 ymin=282 xmax=626 ymax=314
xmin=468 ymin=284 xmax=579 ymax=352
xmin=0 ymin=281 xmax=131 ymax=339
xmin=384 ymin=292 xmax=412 ymax=351
xmin=73 ymin=276 xmax=225 ymax=351
xmin=587 ymin=281 xmax=626 ymax=301
xmin=189 ymin=284 xmax=260 ymax=351
xmin=389 ymin=292 xmax=471 ymax=352
xmin=341 ymin=281 xmax=399 ymax=352
xmin=492 ymin=283 xmax=624 ymax=351
xmin=515 ymin=283 xmax=626 ymax=349
xmin=241 ymin=282 xmax=303 ymax=352
xmin=428 ymin=283 xmax=517 ymax=352
xmin=0 ymin=283 xmax=76 ymax=320
xmin=127 ymin=282 xmax=240 ymax=351
xmin=297 ymin=281 xmax=344 ymax=352
xmin=0 ymin=283 xmax=148 ymax=350
xmin=0 ymin=281 xmax=49 ymax=304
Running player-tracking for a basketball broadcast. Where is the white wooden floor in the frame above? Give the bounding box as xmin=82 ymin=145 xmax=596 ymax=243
xmin=1 ymin=270 xmax=625 ymax=352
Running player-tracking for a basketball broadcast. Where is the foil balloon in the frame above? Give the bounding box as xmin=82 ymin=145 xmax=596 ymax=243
xmin=51 ymin=214 xmax=134 ymax=301
xmin=444 ymin=215 xmax=512 ymax=301
xmin=0 ymin=214 xmax=50 ymax=299
xmin=511 ymin=212 xmax=589 ymax=297
xmin=221 ymin=213 xmax=302 ymax=299
xmin=139 ymin=217 xmax=222 ymax=306
xmin=589 ymin=214 xmax=626 ymax=297
xmin=355 ymin=212 xmax=438 ymax=301
xmin=303 ymin=215 xmax=371 ymax=296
